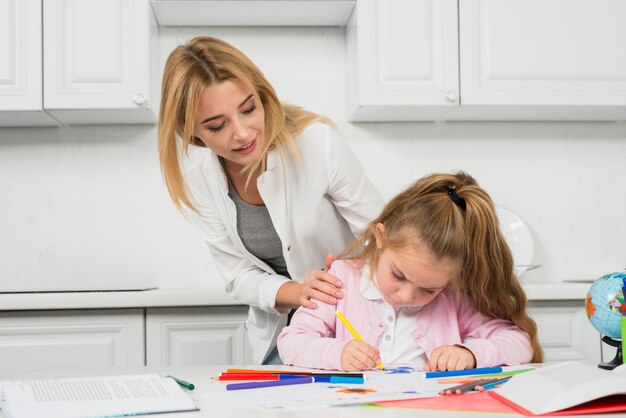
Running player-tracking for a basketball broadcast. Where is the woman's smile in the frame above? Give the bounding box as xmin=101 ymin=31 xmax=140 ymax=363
xmin=232 ymin=137 xmax=257 ymax=154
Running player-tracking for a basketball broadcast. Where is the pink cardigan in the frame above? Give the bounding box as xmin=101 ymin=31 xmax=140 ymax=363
xmin=277 ymin=260 xmax=533 ymax=371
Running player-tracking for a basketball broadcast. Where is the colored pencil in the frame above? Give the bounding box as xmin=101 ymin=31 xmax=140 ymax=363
xmin=336 ymin=311 xmax=385 ymax=371
xmin=224 ymin=369 xmax=364 ymax=377
xmin=437 ymin=367 xmax=534 ymax=383
xmin=217 ymin=374 xmax=280 ymax=381
xmin=439 ymin=378 xmax=504 ymax=395
xmin=475 ymin=376 xmax=511 ymax=392
xmin=421 ymin=366 xmax=503 ymax=379
xmin=226 ymin=376 xmax=313 ymax=391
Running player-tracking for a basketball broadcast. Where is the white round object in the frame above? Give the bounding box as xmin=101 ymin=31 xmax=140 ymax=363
xmin=496 ymin=206 xmax=534 ymax=277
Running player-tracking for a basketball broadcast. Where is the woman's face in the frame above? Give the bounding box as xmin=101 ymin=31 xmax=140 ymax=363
xmin=195 ymin=79 xmax=265 ymax=170
xmin=374 ymin=224 xmax=460 ymax=308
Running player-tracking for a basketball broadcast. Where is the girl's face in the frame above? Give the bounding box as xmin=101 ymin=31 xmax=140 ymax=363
xmin=374 ymin=224 xmax=461 ymax=308
xmin=195 ymin=79 xmax=265 ymax=170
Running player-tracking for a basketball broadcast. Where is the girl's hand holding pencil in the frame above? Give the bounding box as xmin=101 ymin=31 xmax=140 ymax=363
xmin=336 ymin=311 xmax=386 ymax=372
xmin=340 ymin=339 xmax=383 ymax=372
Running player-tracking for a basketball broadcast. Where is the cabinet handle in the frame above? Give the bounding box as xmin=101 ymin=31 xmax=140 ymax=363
xmin=132 ymin=93 xmax=147 ymax=107
xmin=445 ymin=91 xmax=458 ymax=103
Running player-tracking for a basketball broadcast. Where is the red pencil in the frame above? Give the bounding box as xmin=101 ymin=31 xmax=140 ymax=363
xmin=217 ymin=374 xmax=279 ymax=381
xmin=226 ymin=369 xmax=310 ymax=375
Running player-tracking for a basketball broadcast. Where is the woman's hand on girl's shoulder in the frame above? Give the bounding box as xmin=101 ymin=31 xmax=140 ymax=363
xmin=424 ymin=345 xmax=477 ymax=371
xmin=299 ymin=254 xmax=344 ymax=309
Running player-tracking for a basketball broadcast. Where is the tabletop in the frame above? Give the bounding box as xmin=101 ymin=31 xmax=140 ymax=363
xmin=1 ymin=364 xmax=624 ymax=418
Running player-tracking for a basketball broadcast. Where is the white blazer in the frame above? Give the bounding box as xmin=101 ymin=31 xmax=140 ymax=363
xmin=182 ymin=123 xmax=384 ymax=363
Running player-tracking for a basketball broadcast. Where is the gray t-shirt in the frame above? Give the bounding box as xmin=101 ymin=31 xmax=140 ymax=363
xmin=228 ymin=181 xmax=291 ymax=279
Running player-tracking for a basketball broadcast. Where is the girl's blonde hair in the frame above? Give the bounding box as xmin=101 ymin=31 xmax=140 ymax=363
xmin=341 ymin=171 xmax=543 ymax=362
xmin=158 ymin=36 xmax=332 ymax=212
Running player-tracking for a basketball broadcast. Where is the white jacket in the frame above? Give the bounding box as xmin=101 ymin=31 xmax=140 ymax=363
xmin=182 ymin=123 xmax=384 ymax=363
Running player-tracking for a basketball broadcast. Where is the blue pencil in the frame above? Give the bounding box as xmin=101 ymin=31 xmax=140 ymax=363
xmin=421 ymin=366 xmax=503 ymax=379
xmin=476 ymin=376 xmax=511 ymax=391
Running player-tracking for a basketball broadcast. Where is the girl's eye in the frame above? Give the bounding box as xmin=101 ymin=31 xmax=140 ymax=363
xmin=392 ymin=271 xmax=405 ymax=281
xmin=207 ymin=122 xmax=225 ymax=133
xmin=421 ymin=288 xmax=436 ymax=296
xmin=242 ymin=104 xmax=256 ymax=115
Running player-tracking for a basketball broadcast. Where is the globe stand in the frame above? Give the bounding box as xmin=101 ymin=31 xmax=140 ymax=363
xmin=598 ymin=336 xmax=623 ymax=370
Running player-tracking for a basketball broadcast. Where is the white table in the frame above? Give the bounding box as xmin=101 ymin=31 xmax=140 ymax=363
xmin=1 ymin=365 xmax=623 ymax=418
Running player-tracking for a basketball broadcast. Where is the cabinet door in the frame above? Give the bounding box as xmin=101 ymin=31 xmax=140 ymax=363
xmin=146 ymin=307 xmax=252 ymax=366
xmin=0 ymin=309 xmax=145 ymax=378
xmin=346 ymin=0 xmax=459 ymax=121
xmin=0 ymin=0 xmax=58 ymax=126
xmin=456 ymin=0 xmax=626 ymax=120
xmin=528 ymin=301 xmax=601 ymax=365
xmin=43 ymin=0 xmax=156 ymax=124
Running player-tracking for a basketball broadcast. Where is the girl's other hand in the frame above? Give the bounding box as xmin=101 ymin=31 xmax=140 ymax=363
xmin=424 ymin=345 xmax=477 ymax=371
xmin=341 ymin=340 xmax=381 ymax=371
xmin=299 ymin=254 xmax=344 ymax=309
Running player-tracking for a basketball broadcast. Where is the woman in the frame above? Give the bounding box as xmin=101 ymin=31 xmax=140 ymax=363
xmin=158 ymin=36 xmax=384 ymax=364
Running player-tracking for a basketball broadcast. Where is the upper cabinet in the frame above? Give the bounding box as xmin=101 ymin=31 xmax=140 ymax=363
xmin=0 ymin=0 xmax=59 ymax=126
xmin=0 ymin=0 xmax=157 ymax=127
xmin=347 ymin=0 xmax=459 ymax=121
xmin=347 ymin=0 xmax=626 ymax=121
xmin=43 ymin=0 xmax=158 ymax=125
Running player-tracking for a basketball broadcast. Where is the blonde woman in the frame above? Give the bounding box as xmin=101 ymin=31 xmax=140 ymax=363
xmin=158 ymin=36 xmax=384 ymax=364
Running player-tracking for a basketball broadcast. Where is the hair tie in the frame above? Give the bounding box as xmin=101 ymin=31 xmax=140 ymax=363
xmin=448 ymin=185 xmax=466 ymax=211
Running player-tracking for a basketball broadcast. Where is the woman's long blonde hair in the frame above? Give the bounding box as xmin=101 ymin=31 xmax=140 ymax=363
xmin=341 ymin=171 xmax=543 ymax=362
xmin=158 ymin=36 xmax=332 ymax=213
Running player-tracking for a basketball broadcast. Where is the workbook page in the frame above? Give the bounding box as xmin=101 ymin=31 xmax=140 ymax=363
xmin=494 ymin=362 xmax=626 ymax=415
xmin=0 ymin=374 xmax=197 ymax=418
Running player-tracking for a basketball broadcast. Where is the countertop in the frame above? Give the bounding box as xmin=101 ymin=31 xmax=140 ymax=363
xmin=0 ymin=281 xmax=592 ymax=311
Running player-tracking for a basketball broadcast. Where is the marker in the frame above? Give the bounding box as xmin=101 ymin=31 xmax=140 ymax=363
xmin=166 ymin=375 xmax=195 ymax=391
xmin=336 ymin=311 xmax=385 ymax=371
xmin=421 ymin=366 xmax=503 ymax=379
xmin=226 ymin=376 xmax=313 ymax=391
xmin=329 ymin=376 xmax=364 ymax=384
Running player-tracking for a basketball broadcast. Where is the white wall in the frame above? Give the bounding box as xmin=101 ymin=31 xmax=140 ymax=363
xmin=0 ymin=26 xmax=624 ymax=292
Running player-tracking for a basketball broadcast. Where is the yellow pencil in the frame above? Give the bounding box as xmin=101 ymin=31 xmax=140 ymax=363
xmin=335 ymin=310 xmax=385 ymax=371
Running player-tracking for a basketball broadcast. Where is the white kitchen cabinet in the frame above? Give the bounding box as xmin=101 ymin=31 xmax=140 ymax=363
xmin=347 ymin=0 xmax=626 ymax=121
xmin=0 ymin=0 xmax=59 ymax=127
xmin=43 ymin=0 xmax=158 ymax=124
xmin=0 ymin=0 xmax=157 ymax=127
xmin=346 ymin=0 xmax=459 ymax=121
xmin=528 ymin=301 xmax=601 ymax=365
xmin=146 ymin=306 xmax=253 ymax=366
xmin=0 ymin=309 xmax=144 ymax=377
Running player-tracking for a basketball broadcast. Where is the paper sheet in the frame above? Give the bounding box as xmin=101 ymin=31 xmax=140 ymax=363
xmin=0 ymin=374 xmax=196 ymax=418
xmin=200 ymin=371 xmax=452 ymax=410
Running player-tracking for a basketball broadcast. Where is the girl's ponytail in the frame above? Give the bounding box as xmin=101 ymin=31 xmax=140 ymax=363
xmin=457 ymin=175 xmax=543 ymax=362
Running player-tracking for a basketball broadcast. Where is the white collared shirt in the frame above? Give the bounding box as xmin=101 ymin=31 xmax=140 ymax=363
xmin=182 ymin=123 xmax=384 ymax=363
xmin=360 ymin=273 xmax=428 ymax=368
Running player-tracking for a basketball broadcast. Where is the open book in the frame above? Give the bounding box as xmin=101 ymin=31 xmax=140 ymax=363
xmin=0 ymin=374 xmax=198 ymax=418
xmin=491 ymin=362 xmax=626 ymax=416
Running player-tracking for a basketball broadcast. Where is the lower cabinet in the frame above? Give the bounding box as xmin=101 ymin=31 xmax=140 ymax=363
xmin=146 ymin=306 xmax=252 ymax=366
xmin=0 ymin=309 xmax=144 ymax=377
xmin=528 ymin=300 xmax=601 ymax=365
xmin=0 ymin=302 xmax=604 ymax=376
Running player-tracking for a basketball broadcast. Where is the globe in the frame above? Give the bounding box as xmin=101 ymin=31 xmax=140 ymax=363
xmin=585 ymin=272 xmax=626 ymax=339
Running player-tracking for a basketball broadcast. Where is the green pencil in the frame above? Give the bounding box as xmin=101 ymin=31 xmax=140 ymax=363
xmin=620 ymin=316 xmax=626 ymax=364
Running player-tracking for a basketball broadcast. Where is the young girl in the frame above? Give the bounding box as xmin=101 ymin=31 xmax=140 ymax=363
xmin=277 ymin=172 xmax=543 ymax=372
